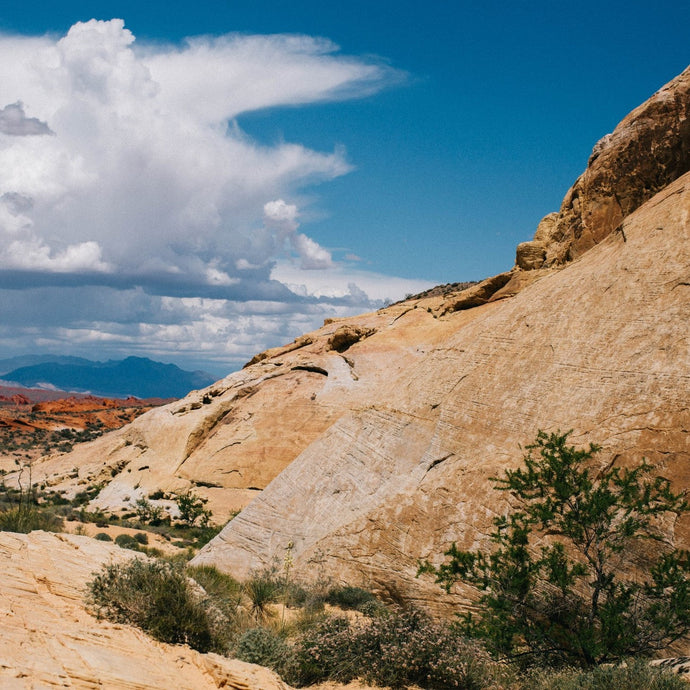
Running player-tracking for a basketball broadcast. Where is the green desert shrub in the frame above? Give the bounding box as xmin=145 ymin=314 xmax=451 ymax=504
xmin=88 ymin=558 xmax=228 ymax=653
xmin=134 ymin=497 xmax=165 ymax=525
xmin=234 ymin=627 xmax=293 ymax=670
xmin=187 ymin=564 xmax=243 ymax=619
xmin=326 ymin=584 xmax=376 ymax=611
xmin=420 ymin=430 xmax=690 ymax=667
xmin=0 ymin=505 xmax=63 ymax=533
xmin=287 ymin=610 xmax=508 ymax=689
xmin=288 ymin=616 xmax=357 ymax=685
xmin=245 ymin=574 xmax=279 ymax=619
xmin=175 ymin=490 xmax=212 ymax=527
xmin=523 ymin=659 xmax=687 ymax=690
xmin=114 ymin=533 xmax=141 ymax=550
xmin=188 ymin=563 xmax=241 ymax=597
xmin=94 ymin=532 xmax=112 ymax=541
xmin=280 ymin=580 xmax=331 ymax=615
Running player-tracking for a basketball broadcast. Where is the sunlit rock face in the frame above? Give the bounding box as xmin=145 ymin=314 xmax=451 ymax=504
xmin=190 ymin=68 xmax=690 ymax=616
xmin=193 ymin=170 xmax=690 ymax=614
xmin=533 ymin=65 xmax=690 ymax=266
xmin=16 ymin=66 xmax=690 ymax=623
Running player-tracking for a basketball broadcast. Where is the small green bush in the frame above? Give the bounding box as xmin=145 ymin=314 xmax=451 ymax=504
xmin=326 ymin=585 xmax=376 ymax=611
xmin=421 ymin=431 xmax=690 ymax=666
xmin=234 ymin=627 xmax=292 ymax=670
xmin=95 ymin=532 xmax=113 ymax=541
xmin=0 ymin=505 xmax=64 ymax=533
xmin=288 ymin=616 xmax=356 ymax=685
xmin=188 ymin=523 xmax=223 ymax=548
xmin=134 ymin=532 xmax=149 ymax=545
xmin=88 ymin=558 xmax=228 ymax=653
xmin=175 ymin=491 xmax=212 ymax=528
xmin=115 ymin=533 xmax=141 ymax=550
xmin=187 ymin=564 xmax=242 ymax=620
xmin=279 ymin=580 xmax=329 ymax=615
xmin=523 ymin=659 xmax=687 ymax=690
xmin=245 ymin=575 xmax=278 ymax=618
xmin=188 ymin=564 xmax=241 ymax=599
xmin=134 ymin=497 xmax=164 ymax=524
xmin=287 ymin=610 xmax=509 ymax=689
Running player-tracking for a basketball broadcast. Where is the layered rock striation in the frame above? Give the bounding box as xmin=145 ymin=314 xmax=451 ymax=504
xmin=192 ymin=170 xmax=690 ymax=613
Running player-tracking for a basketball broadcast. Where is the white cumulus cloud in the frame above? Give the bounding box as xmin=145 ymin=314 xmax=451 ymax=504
xmin=0 ymin=19 xmax=437 ymax=373
xmin=0 ymin=18 xmax=395 ymax=292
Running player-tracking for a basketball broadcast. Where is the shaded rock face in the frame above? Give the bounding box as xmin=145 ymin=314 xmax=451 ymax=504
xmin=530 ymin=65 xmax=690 ymax=265
xmin=328 ymin=324 xmax=376 ymax=352
xmin=0 ymin=531 xmax=288 ymax=689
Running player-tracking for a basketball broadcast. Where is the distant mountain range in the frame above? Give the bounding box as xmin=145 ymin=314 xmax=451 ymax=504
xmin=0 ymin=355 xmax=216 ymax=399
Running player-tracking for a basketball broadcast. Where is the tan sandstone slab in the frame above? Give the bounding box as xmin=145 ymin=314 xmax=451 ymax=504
xmin=0 ymin=530 xmax=290 ymax=690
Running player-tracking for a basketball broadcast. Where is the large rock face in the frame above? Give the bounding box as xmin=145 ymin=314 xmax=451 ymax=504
xmin=11 ymin=65 xmax=690 ymax=620
xmin=0 ymin=531 xmax=289 ymax=689
xmin=192 ymin=171 xmax=690 ymax=613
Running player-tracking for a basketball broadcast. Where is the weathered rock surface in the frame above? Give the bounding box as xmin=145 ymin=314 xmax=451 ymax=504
xmin=193 ymin=171 xmax=690 ymax=618
xmin=8 ymin=66 xmax=690 ymax=625
xmin=529 ymin=65 xmax=690 ymax=266
xmin=11 ymin=298 xmax=470 ymax=522
xmin=17 ymin=66 xmax=690 ymax=528
xmin=0 ymin=530 xmax=289 ymax=689
xmin=327 ymin=325 xmax=376 ymax=352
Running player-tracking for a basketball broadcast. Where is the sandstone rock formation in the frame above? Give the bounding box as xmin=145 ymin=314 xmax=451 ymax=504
xmin=523 ymin=65 xmax=690 ymax=266
xmin=7 ymin=65 xmax=690 ymax=625
xmin=0 ymin=530 xmax=289 ymax=689
xmin=191 ymin=168 xmax=690 ymax=616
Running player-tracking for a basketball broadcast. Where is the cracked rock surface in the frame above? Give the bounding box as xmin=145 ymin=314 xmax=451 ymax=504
xmin=9 ymin=66 xmax=690 ymax=629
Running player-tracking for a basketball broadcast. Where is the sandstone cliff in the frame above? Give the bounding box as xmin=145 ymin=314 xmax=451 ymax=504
xmin=192 ymin=169 xmax=690 ymax=613
xmin=189 ymin=67 xmax=690 ymax=610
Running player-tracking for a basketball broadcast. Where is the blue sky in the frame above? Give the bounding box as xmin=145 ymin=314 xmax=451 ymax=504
xmin=0 ymin=1 xmax=688 ymax=376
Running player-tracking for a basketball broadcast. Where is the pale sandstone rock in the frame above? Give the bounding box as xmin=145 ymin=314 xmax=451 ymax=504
xmin=21 ymin=67 xmax=689 ymax=526
xmin=437 ymin=271 xmax=513 ymax=314
xmin=193 ymin=172 xmax=690 ymax=624
xmin=515 ymin=240 xmax=546 ymax=270
xmin=10 ymin=300 xmax=469 ymax=523
xmin=8 ymin=67 xmax=690 ymax=636
xmin=532 ymin=212 xmax=559 ymax=243
xmin=0 ymin=531 xmax=289 ymax=689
